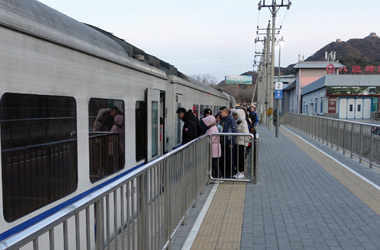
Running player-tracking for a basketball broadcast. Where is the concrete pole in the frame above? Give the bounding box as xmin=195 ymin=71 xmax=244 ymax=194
xmin=257 ymin=62 xmax=265 ymax=124
xmin=269 ymin=3 xmax=276 ymax=130
xmin=266 ymin=21 xmax=271 ymax=127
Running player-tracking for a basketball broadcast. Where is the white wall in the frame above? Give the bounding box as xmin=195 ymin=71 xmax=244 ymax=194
xmin=301 ymin=88 xmax=327 ymax=115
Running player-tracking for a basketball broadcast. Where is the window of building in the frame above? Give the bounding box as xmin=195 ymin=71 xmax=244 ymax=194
xmin=1 ymin=93 xmax=77 ymax=222
xmin=89 ymin=98 xmax=124 ymax=183
xmin=315 ymin=98 xmax=318 ymax=114
xmin=177 ymin=103 xmax=182 ymax=145
xmin=135 ymin=101 xmax=146 ymax=162
xmin=303 ymin=102 xmax=306 ymax=114
xmin=151 ymin=101 xmax=159 ymax=157
xmin=320 ymin=98 xmax=323 ymax=114
xmin=349 ymin=104 xmax=353 ymax=112
xmin=193 ymin=104 xmax=199 ymax=118
xmin=357 ymin=104 xmax=361 ymax=112
xmin=306 ymin=105 xmax=309 ymax=114
xmin=200 ymin=105 xmax=205 ymax=117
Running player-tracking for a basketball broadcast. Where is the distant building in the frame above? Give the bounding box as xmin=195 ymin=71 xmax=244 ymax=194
xmin=290 ymin=60 xmax=344 ymax=113
xmin=301 ymin=74 xmax=380 ymax=119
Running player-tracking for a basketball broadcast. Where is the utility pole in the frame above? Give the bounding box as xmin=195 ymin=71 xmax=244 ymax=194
xmin=255 ymin=27 xmax=268 ymax=125
xmin=258 ymin=0 xmax=291 ymax=131
xmin=266 ymin=21 xmax=271 ymax=127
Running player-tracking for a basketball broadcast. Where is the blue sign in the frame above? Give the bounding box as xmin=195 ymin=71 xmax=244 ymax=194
xmin=275 ymin=89 xmax=283 ymax=99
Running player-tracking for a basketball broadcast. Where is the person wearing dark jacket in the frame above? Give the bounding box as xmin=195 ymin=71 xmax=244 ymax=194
xmin=177 ymin=108 xmax=199 ymax=144
xmin=219 ymin=106 xmax=237 ymax=178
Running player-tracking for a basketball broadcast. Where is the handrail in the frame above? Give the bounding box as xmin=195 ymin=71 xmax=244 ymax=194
xmin=282 ymin=113 xmax=380 ymax=168
xmin=0 ymin=134 xmax=210 ymax=250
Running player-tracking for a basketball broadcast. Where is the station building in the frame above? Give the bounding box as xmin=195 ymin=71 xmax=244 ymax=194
xmin=301 ymin=74 xmax=380 ymax=119
xmin=284 ymin=60 xmax=344 ymax=114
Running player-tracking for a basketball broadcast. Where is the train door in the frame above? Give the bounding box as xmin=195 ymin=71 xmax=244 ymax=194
xmin=176 ymin=94 xmax=183 ymax=146
xmin=355 ymin=98 xmax=363 ymax=119
xmin=160 ymin=92 xmax=166 ymax=155
xmin=347 ymin=98 xmax=355 ymax=119
xmin=339 ymin=98 xmax=347 ymax=119
xmin=146 ymin=88 xmax=162 ymax=161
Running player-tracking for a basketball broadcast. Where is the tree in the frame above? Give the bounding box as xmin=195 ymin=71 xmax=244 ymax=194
xmin=191 ymin=74 xmax=218 ymax=85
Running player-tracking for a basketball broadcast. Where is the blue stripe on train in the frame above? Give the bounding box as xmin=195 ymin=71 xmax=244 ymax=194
xmin=0 ymin=162 xmax=146 ymax=242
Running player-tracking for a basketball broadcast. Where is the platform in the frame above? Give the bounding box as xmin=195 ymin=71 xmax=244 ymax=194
xmin=171 ymin=125 xmax=380 ymax=250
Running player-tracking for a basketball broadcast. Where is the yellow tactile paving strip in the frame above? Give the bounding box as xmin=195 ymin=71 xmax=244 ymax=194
xmin=191 ymin=183 xmax=246 ymax=250
xmin=282 ymin=127 xmax=380 ymax=215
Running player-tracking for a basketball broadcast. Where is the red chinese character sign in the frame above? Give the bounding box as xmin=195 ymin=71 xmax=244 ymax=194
xmin=365 ymin=65 xmax=375 ymax=73
xmin=352 ymin=65 xmax=361 ymax=73
xmin=326 ymin=64 xmax=380 ymax=74
xmin=328 ymin=97 xmax=337 ymax=113
xmin=339 ymin=66 xmax=348 ymax=73
xmin=326 ymin=64 xmax=335 ymax=74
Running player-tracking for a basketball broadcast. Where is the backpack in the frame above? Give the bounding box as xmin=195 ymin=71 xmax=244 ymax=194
xmin=197 ymin=118 xmax=207 ymax=136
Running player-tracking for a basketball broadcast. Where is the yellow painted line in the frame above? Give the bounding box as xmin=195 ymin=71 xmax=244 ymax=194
xmin=191 ymin=183 xmax=246 ymax=250
xmin=282 ymin=126 xmax=380 ymax=215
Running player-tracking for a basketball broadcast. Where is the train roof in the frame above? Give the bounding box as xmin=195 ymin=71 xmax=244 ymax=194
xmin=0 ymin=0 xmax=229 ymax=99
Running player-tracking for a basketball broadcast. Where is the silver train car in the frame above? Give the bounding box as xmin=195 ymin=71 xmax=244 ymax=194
xmin=0 ymin=0 xmax=235 ymax=245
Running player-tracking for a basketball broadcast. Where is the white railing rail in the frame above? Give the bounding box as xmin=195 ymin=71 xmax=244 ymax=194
xmin=282 ymin=113 xmax=380 ymax=168
xmin=0 ymin=135 xmax=210 ymax=250
xmin=0 ymin=132 xmax=259 ymax=250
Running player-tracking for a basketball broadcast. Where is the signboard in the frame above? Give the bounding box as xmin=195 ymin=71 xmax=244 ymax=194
xmin=274 ymin=82 xmax=283 ymax=99
xmin=328 ymin=97 xmax=337 ymax=113
xmin=275 ymin=82 xmax=283 ymax=90
xmin=372 ymin=97 xmax=379 ymax=112
xmin=275 ymin=89 xmax=283 ymax=99
xmin=327 ymin=65 xmax=380 ymax=74
xmin=326 ymin=86 xmax=380 ymax=96
xmin=225 ymin=75 xmax=252 ymax=84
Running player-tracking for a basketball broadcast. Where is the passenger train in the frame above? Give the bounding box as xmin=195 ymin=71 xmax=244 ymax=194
xmin=0 ymin=0 xmax=235 ymax=245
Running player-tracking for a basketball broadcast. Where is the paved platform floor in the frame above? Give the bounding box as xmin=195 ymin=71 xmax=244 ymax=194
xmin=172 ymin=125 xmax=380 ymax=250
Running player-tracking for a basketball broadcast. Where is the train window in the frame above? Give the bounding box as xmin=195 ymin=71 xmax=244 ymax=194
xmin=136 ymin=101 xmax=147 ymax=162
xmin=193 ymin=104 xmax=199 ymax=118
xmin=200 ymin=105 xmax=205 ymax=118
xmin=1 ymin=93 xmax=77 ymax=222
xmin=151 ymin=101 xmax=159 ymax=157
xmin=89 ymin=98 xmax=124 ymax=183
xmin=177 ymin=103 xmax=182 ymax=145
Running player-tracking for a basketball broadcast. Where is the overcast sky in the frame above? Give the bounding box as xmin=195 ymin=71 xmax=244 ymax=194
xmin=38 ymin=0 xmax=380 ymax=82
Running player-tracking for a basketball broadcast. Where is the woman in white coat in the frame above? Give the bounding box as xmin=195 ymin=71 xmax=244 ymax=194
xmin=231 ymin=108 xmax=249 ymax=179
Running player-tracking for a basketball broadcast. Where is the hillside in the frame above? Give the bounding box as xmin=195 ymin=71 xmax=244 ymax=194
xmin=306 ymin=33 xmax=380 ymax=71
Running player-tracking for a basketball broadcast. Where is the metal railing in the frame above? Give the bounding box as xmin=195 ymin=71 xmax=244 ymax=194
xmin=89 ymin=132 xmax=121 ymax=183
xmin=282 ymin=113 xmax=380 ymax=168
xmin=0 ymin=135 xmax=210 ymax=250
xmin=208 ymin=133 xmax=258 ymax=183
xmin=0 ymin=132 xmax=259 ymax=250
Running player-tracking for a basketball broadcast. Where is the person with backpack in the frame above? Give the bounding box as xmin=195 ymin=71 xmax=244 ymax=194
xmin=249 ymin=106 xmax=259 ymax=136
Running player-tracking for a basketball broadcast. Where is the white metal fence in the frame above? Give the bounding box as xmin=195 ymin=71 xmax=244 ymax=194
xmin=0 ymin=133 xmax=258 ymax=250
xmin=282 ymin=113 xmax=380 ymax=168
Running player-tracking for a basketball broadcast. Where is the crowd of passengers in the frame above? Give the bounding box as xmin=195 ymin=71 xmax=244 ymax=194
xmin=176 ymin=105 xmax=259 ymax=179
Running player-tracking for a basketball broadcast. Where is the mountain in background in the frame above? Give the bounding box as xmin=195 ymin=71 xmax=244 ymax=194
xmin=305 ymin=32 xmax=380 ymax=70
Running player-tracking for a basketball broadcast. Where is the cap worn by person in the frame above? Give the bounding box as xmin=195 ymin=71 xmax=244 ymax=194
xmin=176 ymin=107 xmax=186 ymax=114
xmin=203 ymin=108 xmax=212 ymax=116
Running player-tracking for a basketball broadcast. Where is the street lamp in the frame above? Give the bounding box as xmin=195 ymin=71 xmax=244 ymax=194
xmin=275 ymin=37 xmax=284 ymax=138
